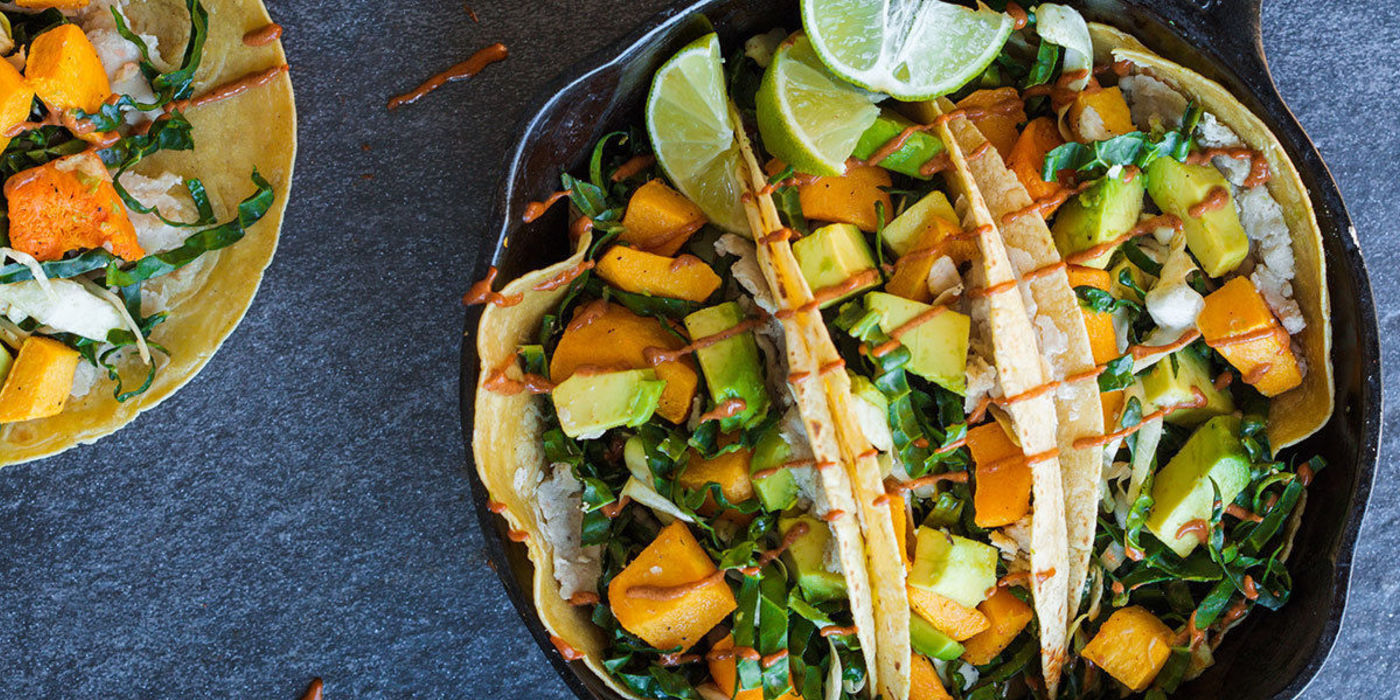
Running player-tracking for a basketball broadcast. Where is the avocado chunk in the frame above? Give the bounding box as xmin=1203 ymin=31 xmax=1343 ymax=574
xmin=683 ymin=302 xmax=771 ymax=431
xmin=1050 ymin=171 xmax=1146 ymax=269
xmin=1144 ymin=157 xmax=1249 ymax=278
xmin=1108 ymin=258 xmax=1154 ymax=303
xmin=1146 ymin=415 xmax=1251 ymax=557
xmin=792 ymin=223 xmax=879 ymax=308
xmin=551 ymin=368 xmax=666 ymax=439
xmin=851 ymin=109 xmax=946 ymax=180
xmin=749 ymin=424 xmax=799 ymax=512
xmin=848 ymin=372 xmax=889 ymax=415
xmin=880 ymin=190 xmax=959 ymax=257
xmin=866 ymin=292 xmax=971 ymax=394
xmin=779 ymin=515 xmax=847 ymax=603
xmin=1141 ymin=350 xmax=1235 ymax=427
xmin=0 ymin=343 xmax=12 ymax=385
xmin=910 ymin=613 xmax=966 ymax=661
xmin=909 ymin=526 xmax=998 ymax=609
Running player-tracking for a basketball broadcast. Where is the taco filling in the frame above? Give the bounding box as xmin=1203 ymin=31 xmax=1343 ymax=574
xmin=471 ymin=2 xmax=1334 ymax=699
xmin=0 ymin=0 xmax=293 ymax=465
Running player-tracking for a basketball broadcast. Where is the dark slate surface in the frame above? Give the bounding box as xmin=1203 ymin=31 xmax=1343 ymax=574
xmin=0 ymin=0 xmax=1392 ymax=697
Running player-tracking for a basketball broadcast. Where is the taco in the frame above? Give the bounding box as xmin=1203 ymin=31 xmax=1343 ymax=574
xmin=469 ymin=32 xmax=883 ymax=700
xmin=0 ymin=0 xmax=294 ymax=466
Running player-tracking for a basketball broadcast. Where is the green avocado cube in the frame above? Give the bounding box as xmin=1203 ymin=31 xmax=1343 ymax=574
xmin=551 ymin=369 xmax=666 ymax=439
xmin=1146 ymin=415 xmax=1251 ymax=557
xmin=1141 ymin=350 xmax=1235 ymax=427
xmin=780 ymin=515 xmax=847 ymax=602
xmin=1051 ymin=171 xmax=1146 ymax=269
xmin=851 ymin=109 xmax=946 ymax=180
xmin=0 ymin=342 xmax=12 ymax=386
xmin=1108 ymin=258 xmax=1154 ymax=303
xmin=909 ymin=526 xmax=998 ymax=609
xmin=910 ymin=613 xmax=966 ymax=661
xmin=792 ymin=223 xmax=879 ymax=308
xmin=848 ymin=372 xmax=889 ymax=416
xmin=880 ymin=190 xmax=959 ymax=258
xmin=749 ymin=424 xmax=799 ymax=512
xmin=866 ymin=292 xmax=970 ymax=394
xmin=1144 ymin=157 xmax=1249 ymax=278
xmin=683 ymin=302 xmax=770 ymax=431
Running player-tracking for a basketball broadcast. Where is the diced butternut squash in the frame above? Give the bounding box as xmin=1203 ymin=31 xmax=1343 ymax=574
xmin=607 ymin=521 xmax=737 ymax=652
xmin=889 ymin=492 xmax=910 ymax=567
xmin=620 ymin=179 xmax=707 ymax=256
xmin=960 ymin=587 xmax=1033 ymax=665
xmin=6 ymin=152 xmax=142 ymax=262
xmin=708 ymin=635 xmax=801 ymax=700
xmin=1067 ymin=86 xmax=1135 ymax=143
xmin=549 ymin=301 xmax=697 ymax=424
xmin=26 ymin=24 xmax=111 ymax=113
xmin=886 ymin=215 xmax=973 ymax=303
xmin=679 ymin=445 xmax=755 ymax=513
xmin=955 ymin=88 xmax=1026 ymax=161
xmin=909 ymin=585 xmax=990 ymax=641
xmin=0 ymin=336 xmax=81 ymax=423
xmin=1066 ymin=265 xmax=1126 ymax=425
xmin=1008 ymin=117 xmax=1064 ymax=203
xmin=0 ymin=59 xmax=34 ymax=154
xmin=797 ymin=163 xmax=893 ymax=232
xmin=15 ymin=0 xmax=89 ymax=8
xmin=909 ymin=652 xmax=954 ymax=700
xmin=1198 ymin=277 xmax=1302 ymax=397
xmin=967 ymin=422 xmax=1031 ymax=528
xmin=1082 ymin=606 xmax=1175 ymax=692
xmin=595 ymin=245 xmax=721 ymax=302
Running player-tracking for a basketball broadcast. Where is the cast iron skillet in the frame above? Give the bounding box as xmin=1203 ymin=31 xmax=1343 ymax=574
xmin=460 ymin=0 xmax=1381 ymax=697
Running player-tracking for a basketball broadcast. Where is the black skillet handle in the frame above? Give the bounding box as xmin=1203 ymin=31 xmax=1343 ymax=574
xmin=1183 ymin=0 xmax=1268 ymax=68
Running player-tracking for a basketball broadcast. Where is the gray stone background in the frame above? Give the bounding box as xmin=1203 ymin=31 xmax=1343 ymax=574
xmin=0 ymin=0 xmax=1392 ymax=697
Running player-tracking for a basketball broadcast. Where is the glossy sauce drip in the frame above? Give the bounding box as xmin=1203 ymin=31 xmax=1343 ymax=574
xmin=486 ymin=500 xmax=508 ymax=513
xmin=1001 ymin=179 xmax=1095 ymax=225
xmin=1224 ymin=503 xmax=1263 ymax=523
xmin=1175 ymin=518 xmax=1211 ymax=544
xmin=300 ymin=678 xmax=323 ymax=700
xmin=611 ymin=154 xmax=655 ymax=182
xmin=570 ymin=216 xmax=595 ymax=240
xmin=1221 ymin=598 xmax=1249 ymax=626
xmin=242 ymin=23 xmax=283 ymax=46
xmin=871 ymin=494 xmax=892 ymax=507
xmin=967 ymin=395 xmax=993 ymax=424
xmin=463 ymin=266 xmax=524 ymax=307
xmin=507 ymin=529 xmax=530 ymax=542
xmin=757 ymin=171 xmax=821 ymax=196
xmin=1187 ymin=147 xmax=1270 ymax=187
xmin=1128 ymin=329 xmax=1201 ymax=359
xmin=1188 ymin=185 xmax=1230 ymax=218
xmin=1035 ymin=568 xmax=1056 ymax=584
xmin=1006 ymin=2 xmax=1028 ymax=29
xmin=388 ymin=43 xmax=508 ymax=109
xmin=741 ymin=521 xmax=811 ymax=575
xmin=1297 ymin=463 xmax=1315 ymax=486
xmin=871 ymin=304 xmax=953 ymax=357
xmin=898 ymin=227 xmax=982 ymax=266
xmin=819 ymin=359 xmax=846 ymax=375
xmin=171 ymin=64 xmax=290 ymax=111
xmin=857 ymin=448 xmax=878 ymax=460
xmin=751 ymin=458 xmax=817 ymax=481
xmin=533 ymin=259 xmax=594 ymax=291
xmin=1063 ymin=214 xmax=1182 ymax=266
xmin=761 ymin=649 xmax=789 ymax=669
xmin=968 ymin=141 xmax=994 ymax=160
xmin=643 ymin=318 xmax=764 ymax=365
xmin=887 ymin=471 xmax=969 ymax=494
xmin=1241 ymin=575 xmax=1260 ymax=601
xmin=1073 ymin=388 xmax=1207 ymax=449
xmin=697 ymin=398 xmax=747 ymax=424
xmin=970 ymin=277 xmax=1020 ymax=300
xmin=706 ymin=646 xmax=761 ymax=662
xmin=997 ymin=571 xmax=1030 ymax=589
xmin=919 ymin=152 xmax=953 ymax=177
xmin=626 ymin=569 xmax=727 ymax=601
xmin=758 ymin=227 xmax=798 ymax=245
xmin=819 ymin=625 xmax=858 ymax=638
xmin=821 ymin=509 xmax=846 ymax=522
xmin=523 ymin=189 xmax=571 ymax=223
xmin=814 ymin=460 xmax=837 ymax=471
xmin=788 ymin=370 xmax=812 ymax=383
xmin=568 ymin=591 xmax=600 ymax=606
xmin=659 ymin=652 xmax=701 ymax=666
xmin=1243 ymin=363 xmax=1273 ymax=385
xmin=1213 ymin=371 xmax=1235 ymax=390
xmin=482 ymin=366 xmax=554 ymax=396
xmin=933 ymin=437 xmax=967 ymax=455
xmin=550 ymin=635 xmax=585 ymax=661
xmin=601 ymin=495 xmax=632 ymax=519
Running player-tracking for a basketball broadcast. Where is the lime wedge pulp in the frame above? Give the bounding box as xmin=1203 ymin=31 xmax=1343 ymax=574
xmin=801 ymin=0 xmax=1013 ymax=101
xmin=645 ymin=33 xmax=748 ymax=234
xmin=757 ymin=34 xmax=881 ymax=177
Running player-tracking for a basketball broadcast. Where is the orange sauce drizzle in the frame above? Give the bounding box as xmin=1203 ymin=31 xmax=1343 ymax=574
xmin=388 ymin=43 xmax=508 ymax=109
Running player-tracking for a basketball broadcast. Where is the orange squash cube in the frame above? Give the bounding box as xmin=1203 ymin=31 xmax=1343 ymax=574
xmin=0 ymin=336 xmax=81 ymax=423
xmin=26 ymin=24 xmax=111 ymax=113
xmin=797 ymin=164 xmax=893 ymax=232
xmin=1008 ymin=117 xmax=1064 ymax=203
xmin=620 ymin=179 xmax=707 ymax=256
xmin=708 ymin=634 xmax=801 ymax=700
xmin=0 ymin=59 xmax=34 ymax=154
xmin=889 ymin=492 xmax=911 ymax=567
xmin=910 ymin=652 xmax=954 ymax=700
xmin=1198 ymin=277 xmax=1302 ymax=397
xmin=909 ymin=585 xmax=990 ymax=641
xmin=1082 ymin=606 xmax=1175 ymax=692
xmin=1066 ymin=265 xmax=1125 ymax=424
xmin=549 ymin=301 xmax=698 ymax=424
xmin=607 ymin=521 xmax=737 ymax=652
xmin=967 ymin=422 xmax=1031 ymax=528
xmin=1067 ymin=86 xmax=1135 ymax=143
xmin=679 ymin=446 xmax=755 ymax=512
xmin=6 ymin=152 xmax=143 ymax=262
xmin=955 ymin=88 xmax=1026 ymax=160
xmin=886 ymin=215 xmax=973 ymax=303
xmin=595 ymin=245 xmax=722 ymax=303
xmin=960 ymin=587 xmax=1034 ymax=665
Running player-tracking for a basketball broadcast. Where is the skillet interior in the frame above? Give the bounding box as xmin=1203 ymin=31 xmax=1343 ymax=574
xmin=459 ymin=1 xmax=1380 ymax=697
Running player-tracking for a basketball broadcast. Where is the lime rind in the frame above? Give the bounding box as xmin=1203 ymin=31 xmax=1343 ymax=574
xmin=757 ymin=35 xmax=880 ymax=177
xmin=645 ymin=33 xmax=748 ymax=233
xmin=802 ymin=0 xmax=1013 ymax=101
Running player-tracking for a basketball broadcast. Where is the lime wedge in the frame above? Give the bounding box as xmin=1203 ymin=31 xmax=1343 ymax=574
xmin=757 ymin=34 xmax=880 ymax=177
xmin=801 ymin=0 xmax=1013 ymax=100
xmin=645 ymin=33 xmax=747 ymax=234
